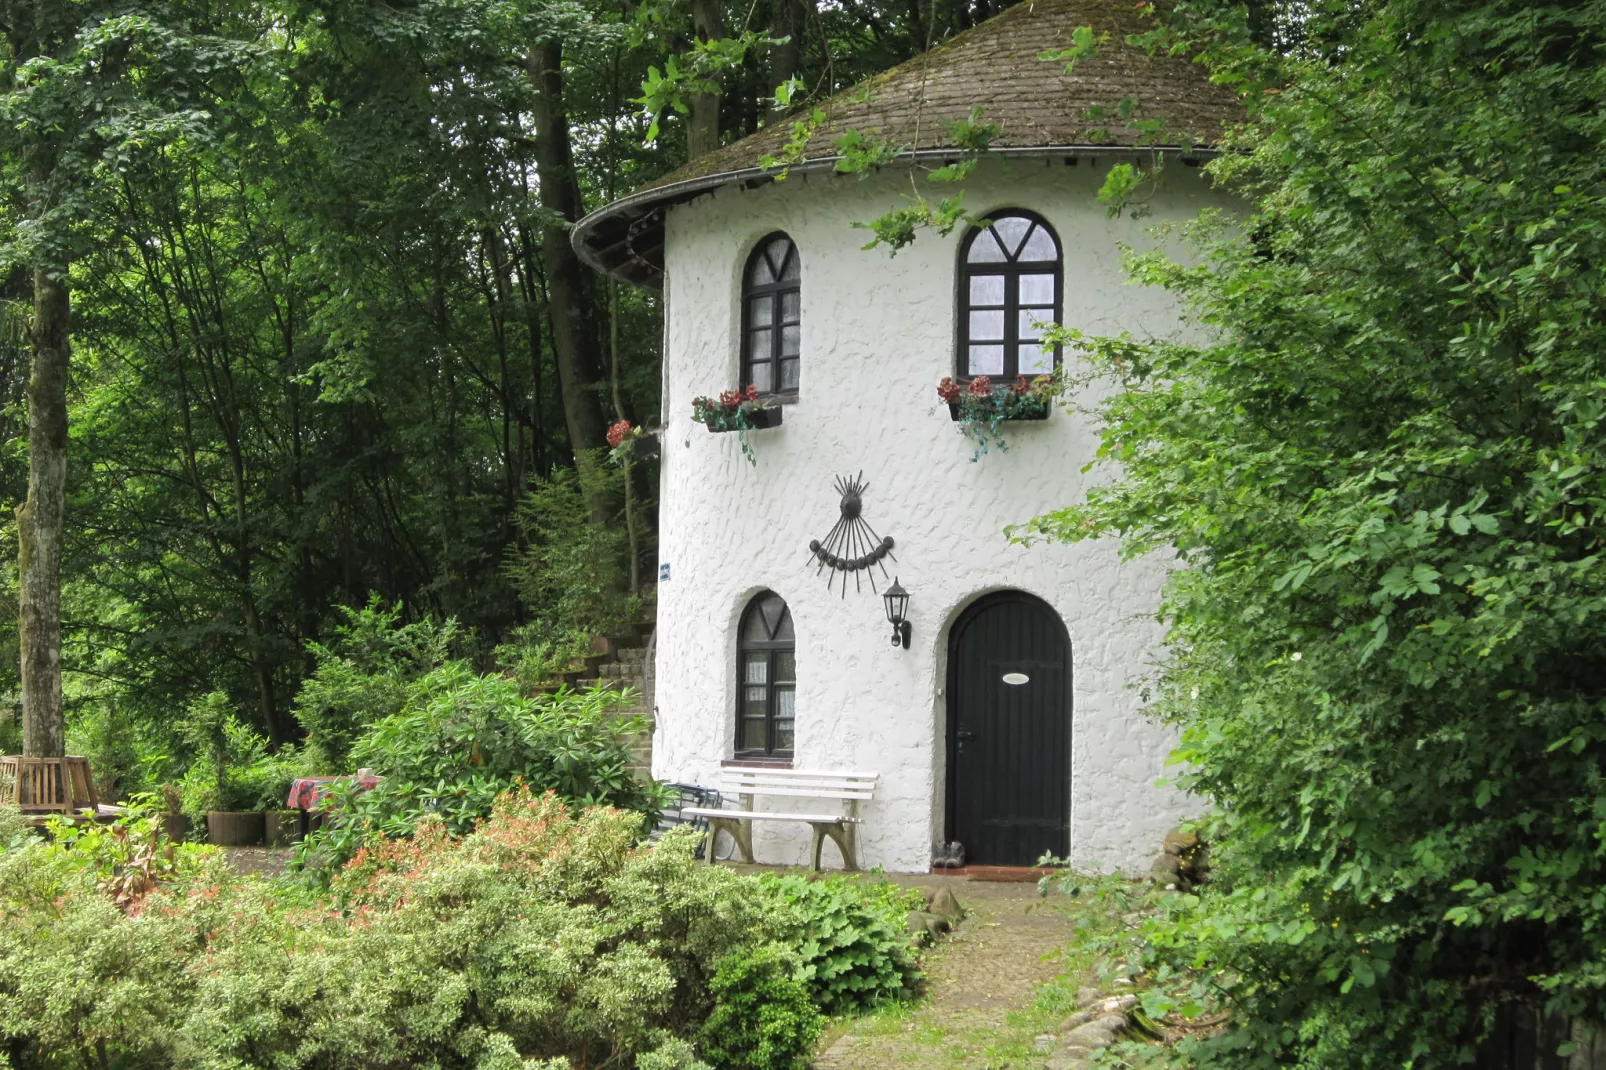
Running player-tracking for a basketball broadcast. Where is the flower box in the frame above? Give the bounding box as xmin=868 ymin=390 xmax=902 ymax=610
xmin=937 ymin=374 xmax=1058 ymax=460
xmin=605 ymin=420 xmax=661 ymax=465
xmin=947 ymin=399 xmax=1049 ymax=422
xmin=704 ymin=404 xmax=782 ymax=432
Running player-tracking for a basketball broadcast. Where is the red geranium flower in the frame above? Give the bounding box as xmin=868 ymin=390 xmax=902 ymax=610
xmin=967 ymin=375 xmax=992 ymax=397
xmin=605 ymin=419 xmax=633 ymax=448
xmin=719 ymin=389 xmax=743 ymax=409
xmin=1011 ymin=376 xmax=1029 ymax=395
xmin=745 ymin=383 xmax=761 ymax=402
xmin=936 ymin=377 xmax=961 ymax=403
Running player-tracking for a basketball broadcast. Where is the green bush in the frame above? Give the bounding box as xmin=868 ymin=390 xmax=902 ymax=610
xmin=297 ymin=664 xmax=671 ymax=877
xmin=1022 ymin=0 xmax=1606 ymax=1063
xmin=0 ymin=786 xmax=785 ymax=1070
xmin=292 ymin=596 xmax=461 ymax=770
xmin=695 ymin=943 xmax=823 ymax=1070
xmin=756 ymin=874 xmax=923 ymax=1014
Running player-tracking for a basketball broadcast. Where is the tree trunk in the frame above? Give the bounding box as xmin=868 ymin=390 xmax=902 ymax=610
xmin=768 ymin=0 xmax=812 ymax=117
xmin=18 ymin=265 xmax=68 ymax=758
xmin=687 ymin=0 xmax=727 ymax=159
xmin=524 ymin=41 xmax=609 ymax=459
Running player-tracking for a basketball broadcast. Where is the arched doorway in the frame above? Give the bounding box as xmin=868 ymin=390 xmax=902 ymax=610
xmin=946 ymin=591 xmax=1071 ymax=867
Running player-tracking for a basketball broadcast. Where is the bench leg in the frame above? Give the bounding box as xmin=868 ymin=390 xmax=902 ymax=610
xmin=810 ymin=821 xmax=859 ymax=872
xmin=704 ymin=817 xmax=756 ymax=865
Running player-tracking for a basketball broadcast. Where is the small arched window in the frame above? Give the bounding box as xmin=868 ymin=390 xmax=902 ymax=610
xmin=741 ymin=233 xmax=801 ymax=397
xmin=957 ymin=211 xmax=1062 ymax=380
xmin=736 ymin=591 xmax=796 ymax=758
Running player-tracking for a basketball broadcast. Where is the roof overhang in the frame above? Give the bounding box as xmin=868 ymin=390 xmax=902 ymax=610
xmin=571 ymin=143 xmax=1219 ymax=289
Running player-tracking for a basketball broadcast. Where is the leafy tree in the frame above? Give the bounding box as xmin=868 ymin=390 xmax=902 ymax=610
xmin=1027 ymin=0 xmax=1606 ymax=1062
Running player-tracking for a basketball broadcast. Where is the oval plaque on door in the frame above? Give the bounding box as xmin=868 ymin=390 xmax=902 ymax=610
xmin=1001 ymin=672 xmax=1030 ymax=686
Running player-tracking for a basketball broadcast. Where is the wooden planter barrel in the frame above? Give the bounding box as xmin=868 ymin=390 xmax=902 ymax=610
xmin=206 ymin=811 xmax=265 ymax=846
xmin=264 ymin=810 xmax=303 ymax=847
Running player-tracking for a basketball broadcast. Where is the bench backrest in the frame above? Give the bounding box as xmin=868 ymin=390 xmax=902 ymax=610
xmin=717 ymin=768 xmax=878 ymax=802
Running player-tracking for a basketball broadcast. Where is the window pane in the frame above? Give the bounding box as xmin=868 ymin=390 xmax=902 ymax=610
xmin=780 ymin=358 xmax=800 ymax=391
xmin=780 ymin=290 xmax=800 ymax=321
xmin=776 ymin=687 xmax=795 ymax=720
xmin=774 ymin=651 xmax=795 ymax=683
xmin=744 ymin=655 xmax=768 ymax=684
xmin=748 ymin=359 xmax=774 ymax=394
xmin=775 ymin=720 xmax=794 ymax=753
xmin=779 ymin=244 xmax=800 ymax=280
xmin=1020 ymin=342 xmax=1055 ymax=374
xmin=966 ymin=229 xmax=1006 ymax=263
xmin=780 ymin=324 xmax=800 ymax=356
xmin=749 ymin=297 xmax=773 ymax=327
xmin=969 ymin=310 xmax=1004 ymax=341
xmin=968 ymin=273 xmax=1005 ymax=306
xmin=772 ymin=604 xmax=794 ymax=641
xmin=1019 ymin=225 xmax=1057 ymax=262
xmin=745 ymin=684 xmax=768 ymax=708
xmin=991 ymin=216 xmax=1031 ymax=258
xmin=741 ymin=717 xmax=768 ymax=751
xmin=758 ymin=595 xmax=783 ymax=637
xmin=968 ymin=344 xmax=1004 ymax=375
xmin=1018 ymin=309 xmax=1053 ymax=341
xmin=1020 ymin=273 xmax=1055 ymax=305
xmin=747 ymin=326 xmax=772 ymax=361
xmin=749 ymin=250 xmax=775 ymax=285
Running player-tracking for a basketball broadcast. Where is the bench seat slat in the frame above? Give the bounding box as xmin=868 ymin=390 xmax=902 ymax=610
xmin=715 ymin=786 xmax=874 ymax=801
xmin=682 ymin=807 xmax=860 ymax=824
xmin=721 ymin=778 xmax=877 ymax=792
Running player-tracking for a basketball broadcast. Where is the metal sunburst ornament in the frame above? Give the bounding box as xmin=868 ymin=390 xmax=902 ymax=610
xmin=807 ymin=472 xmax=896 ymax=596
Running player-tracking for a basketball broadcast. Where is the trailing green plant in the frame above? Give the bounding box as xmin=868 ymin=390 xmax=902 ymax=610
xmin=936 ymin=374 xmax=1056 ymax=461
xmin=756 ymin=873 xmax=924 ymax=1015
xmin=295 ymin=664 xmax=673 ymax=877
xmin=689 ymin=386 xmax=772 ymax=466
xmin=1016 ymin=0 xmax=1606 ymax=1064
xmin=694 ymin=943 xmax=823 ymax=1070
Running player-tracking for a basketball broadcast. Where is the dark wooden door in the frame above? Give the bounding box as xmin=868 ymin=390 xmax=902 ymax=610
xmin=947 ymin=592 xmax=1071 ymax=867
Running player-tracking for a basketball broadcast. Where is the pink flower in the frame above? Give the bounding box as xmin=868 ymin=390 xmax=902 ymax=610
xmin=605 ymin=420 xmax=633 ymax=448
xmin=967 ymin=375 xmax=992 ymax=397
xmin=936 ymin=377 xmax=961 ymax=403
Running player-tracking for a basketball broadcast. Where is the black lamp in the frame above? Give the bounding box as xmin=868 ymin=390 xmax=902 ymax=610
xmin=883 ymin=578 xmax=911 ymax=649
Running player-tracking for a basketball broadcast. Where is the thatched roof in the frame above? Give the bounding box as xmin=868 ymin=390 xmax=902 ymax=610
xmin=573 ymin=0 xmax=1241 ymax=287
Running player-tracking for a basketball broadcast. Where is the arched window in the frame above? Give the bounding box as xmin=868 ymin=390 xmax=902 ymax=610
xmin=736 ymin=591 xmax=795 ymax=758
xmin=741 ymin=233 xmax=801 ymax=397
xmin=957 ymin=211 xmax=1061 ymax=380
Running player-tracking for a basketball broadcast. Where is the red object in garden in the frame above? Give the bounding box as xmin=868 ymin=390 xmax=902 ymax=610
xmin=285 ymin=774 xmax=381 ymax=812
xmin=606 ymin=419 xmax=632 ymax=447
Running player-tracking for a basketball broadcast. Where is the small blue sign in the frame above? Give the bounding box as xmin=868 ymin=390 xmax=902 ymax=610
xmin=659 ymin=562 xmax=671 ymax=582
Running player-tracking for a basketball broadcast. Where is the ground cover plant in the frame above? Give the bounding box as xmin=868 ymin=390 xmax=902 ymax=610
xmin=0 ymin=789 xmax=830 ymax=1070
xmin=1018 ymin=0 xmax=1606 ymax=1064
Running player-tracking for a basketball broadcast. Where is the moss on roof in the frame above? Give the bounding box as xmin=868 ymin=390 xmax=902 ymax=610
xmin=641 ymin=0 xmax=1240 ymax=192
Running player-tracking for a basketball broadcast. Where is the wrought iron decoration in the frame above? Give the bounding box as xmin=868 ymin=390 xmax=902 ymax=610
xmin=807 ymin=472 xmax=895 ymax=596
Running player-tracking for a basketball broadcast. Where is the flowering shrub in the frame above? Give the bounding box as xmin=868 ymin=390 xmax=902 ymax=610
xmin=937 ymin=373 xmax=1057 ymax=460
xmin=0 ymin=786 xmax=810 ymax=1070
xmin=295 ymin=665 xmax=671 ymax=879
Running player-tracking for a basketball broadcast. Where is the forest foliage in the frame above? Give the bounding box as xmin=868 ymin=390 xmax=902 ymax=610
xmin=0 ymin=0 xmax=1000 ymax=788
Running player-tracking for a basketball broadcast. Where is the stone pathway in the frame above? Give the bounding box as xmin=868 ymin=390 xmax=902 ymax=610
xmin=813 ymin=874 xmax=1093 ymax=1070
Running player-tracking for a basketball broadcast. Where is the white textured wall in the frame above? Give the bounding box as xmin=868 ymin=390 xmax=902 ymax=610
xmin=652 ymin=157 xmax=1237 ymax=873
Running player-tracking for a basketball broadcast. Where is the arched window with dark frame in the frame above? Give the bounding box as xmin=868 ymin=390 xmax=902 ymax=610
xmin=736 ymin=591 xmax=795 ymax=759
xmin=741 ymin=233 xmax=801 ymax=396
xmin=957 ymin=211 xmax=1062 ymax=380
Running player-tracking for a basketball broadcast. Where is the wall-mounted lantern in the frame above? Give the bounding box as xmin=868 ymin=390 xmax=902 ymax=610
xmin=883 ymin=578 xmax=911 ymax=650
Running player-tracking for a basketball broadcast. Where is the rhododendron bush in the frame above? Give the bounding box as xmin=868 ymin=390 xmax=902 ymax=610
xmin=0 ymin=789 xmax=821 ymax=1070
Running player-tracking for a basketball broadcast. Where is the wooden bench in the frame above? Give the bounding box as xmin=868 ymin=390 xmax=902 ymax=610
xmin=682 ymin=768 xmax=877 ymax=872
xmin=0 ymin=755 xmax=122 ymax=825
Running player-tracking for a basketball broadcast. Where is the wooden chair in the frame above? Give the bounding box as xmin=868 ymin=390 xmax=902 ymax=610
xmin=0 ymin=756 xmax=115 ymax=823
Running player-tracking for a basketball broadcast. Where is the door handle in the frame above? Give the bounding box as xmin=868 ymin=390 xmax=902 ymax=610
xmin=956 ymin=731 xmax=978 ymax=742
